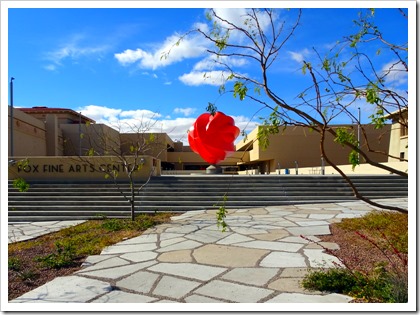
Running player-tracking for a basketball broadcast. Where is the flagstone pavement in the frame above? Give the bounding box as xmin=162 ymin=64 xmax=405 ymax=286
xmin=8 ymin=198 xmax=407 ymax=307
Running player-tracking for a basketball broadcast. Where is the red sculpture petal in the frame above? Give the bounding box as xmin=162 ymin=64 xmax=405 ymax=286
xmin=188 ymin=112 xmax=240 ymax=165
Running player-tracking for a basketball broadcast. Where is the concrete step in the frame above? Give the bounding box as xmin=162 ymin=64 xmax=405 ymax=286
xmin=8 ymin=175 xmax=408 ymax=222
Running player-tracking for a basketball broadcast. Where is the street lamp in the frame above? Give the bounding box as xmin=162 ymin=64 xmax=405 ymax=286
xmin=10 ymin=77 xmax=15 ymax=157
xmin=358 ymin=107 xmax=361 ymax=161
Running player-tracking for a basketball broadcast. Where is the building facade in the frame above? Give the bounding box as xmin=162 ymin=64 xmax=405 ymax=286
xmin=384 ymin=108 xmax=408 ymax=162
xmin=9 ymin=106 xmax=399 ymax=176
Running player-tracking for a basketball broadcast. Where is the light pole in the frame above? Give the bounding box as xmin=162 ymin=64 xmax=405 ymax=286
xmin=358 ymin=107 xmax=361 ymax=161
xmin=10 ymin=77 xmax=15 ymax=157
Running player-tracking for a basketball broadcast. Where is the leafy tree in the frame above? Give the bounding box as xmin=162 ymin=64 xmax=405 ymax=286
xmin=73 ymin=118 xmax=167 ymax=221
xmin=9 ymin=159 xmax=30 ymax=192
xmin=190 ymin=8 xmax=407 ymax=213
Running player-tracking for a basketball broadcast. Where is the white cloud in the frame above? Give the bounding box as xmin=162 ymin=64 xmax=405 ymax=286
xmin=174 ymin=107 xmax=197 ymax=116
xmin=43 ymin=64 xmax=57 ymax=71
xmin=287 ymin=48 xmax=311 ymax=63
xmin=119 ymin=109 xmax=162 ymax=120
xmin=381 ymin=60 xmax=407 ymax=86
xmin=76 ymin=105 xmax=258 ymax=145
xmin=115 ymin=48 xmax=147 ymax=65
xmin=79 ymin=105 xmax=122 ymax=123
xmin=210 ymin=8 xmax=275 ymax=43
xmin=193 ymin=55 xmax=247 ymax=71
xmin=114 ymin=32 xmax=208 ymax=70
xmin=179 ymin=70 xmax=229 ymax=86
xmin=114 ymin=8 xmax=265 ymax=73
xmin=44 ymin=34 xmax=109 ymax=68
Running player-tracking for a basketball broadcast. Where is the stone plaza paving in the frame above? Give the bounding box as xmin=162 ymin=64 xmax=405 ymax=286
xmin=8 ymin=198 xmax=407 ymax=305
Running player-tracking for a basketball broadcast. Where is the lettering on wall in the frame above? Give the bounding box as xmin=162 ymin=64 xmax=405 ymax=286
xmin=17 ymin=163 xmax=124 ymax=174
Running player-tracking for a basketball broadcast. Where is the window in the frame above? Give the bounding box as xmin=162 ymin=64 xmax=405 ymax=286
xmin=400 ymin=152 xmax=405 ymax=161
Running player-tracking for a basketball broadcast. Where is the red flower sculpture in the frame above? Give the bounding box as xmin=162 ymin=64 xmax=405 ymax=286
xmin=188 ymin=112 xmax=240 ymax=164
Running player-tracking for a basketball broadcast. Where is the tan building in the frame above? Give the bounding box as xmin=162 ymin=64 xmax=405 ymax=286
xmin=8 ymin=106 xmax=94 ymax=157
xmin=384 ymin=107 xmax=408 ymax=162
xmin=235 ymin=124 xmax=391 ymax=174
xmin=8 ymin=106 xmax=397 ymax=176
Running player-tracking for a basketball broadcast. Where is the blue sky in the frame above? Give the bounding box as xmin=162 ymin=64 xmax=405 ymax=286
xmin=5 ymin=2 xmax=410 ymax=144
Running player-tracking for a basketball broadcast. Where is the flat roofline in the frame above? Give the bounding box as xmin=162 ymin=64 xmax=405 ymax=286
xmin=382 ymin=107 xmax=408 ymax=120
xmin=19 ymin=107 xmax=96 ymax=123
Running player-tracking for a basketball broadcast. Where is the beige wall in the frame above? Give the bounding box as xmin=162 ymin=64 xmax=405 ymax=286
xmin=21 ymin=108 xmax=93 ymax=125
xmin=236 ymin=124 xmax=391 ymax=173
xmin=61 ymin=124 xmax=121 ymax=156
xmin=9 ymin=107 xmax=47 ymax=156
xmin=45 ymin=114 xmax=65 ymax=156
xmin=10 ymin=107 xmax=405 ymax=177
xmin=120 ymin=133 xmax=172 ymax=162
xmin=9 ymin=155 xmax=160 ymax=181
xmin=268 ymin=161 xmax=408 ymax=176
xmin=387 ymin=110 xmax=408 ymax=162
xmin=165 ymin=151 xmax=247 ymax=170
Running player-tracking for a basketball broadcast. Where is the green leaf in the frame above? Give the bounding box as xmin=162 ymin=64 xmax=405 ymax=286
xmin=366 ymin=88 xmax=379 ymax=104
xmin=233 ymin=81 xmax=248 ymax=101
xmin=334 ymin=127 xmax=357 ymax=147
xmin=349 ymin=150 xmax=360 ymax=170
xmin=86 ymin=148 xmax=95 ymax=156
xmin=215 ymin=195 xmax=229 ymax=232
xmin=12 ymin=178 xmax=30 ymax=192
xmin=368 ymin=107 xmax=386 ymax=129
xmin=322 ymin=59 xmax=331 ymax=72
xmin=302 ymin=63 xmax=307 ymax=75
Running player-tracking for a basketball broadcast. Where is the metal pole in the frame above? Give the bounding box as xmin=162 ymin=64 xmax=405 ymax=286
xmin=321 ymin=157 xmax=325 ymax=175
xmin=358 ymin=107 xmax=361 ymax=161
xmin=10 ymin=77 xmax=15 ymax=157
xmin=294 ymin=160 xmax=298 ymax=175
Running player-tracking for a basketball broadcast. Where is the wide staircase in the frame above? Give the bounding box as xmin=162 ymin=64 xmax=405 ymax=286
xmin=8 ymin=175 xmax=408 ymax=222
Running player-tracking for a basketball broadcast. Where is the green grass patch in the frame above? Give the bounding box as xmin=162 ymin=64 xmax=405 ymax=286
xmin=8 ymin=257 xmax=22 ymax=271
xmin=8 ymin=212 xmax=177 ymax=300
xmin=9 ymin=212 xmax=176 ymax=269
xmin=336 ymin=210 xmax=408 ymax=253
xmin=302 ymin=266 xmax=406 ymax=302
xmin=302 ymin=210 xmax=408 ymax=303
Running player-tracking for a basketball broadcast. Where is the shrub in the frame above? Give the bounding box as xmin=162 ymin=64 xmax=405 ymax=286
xmin=36 ymin=241 xmax=76 ymax=269
xmin=8 ymin=257 xmax=21 ymax=271
xmin=101 ymin=218 xmax=125 ymax=231
xmin=301 ymin=210 xmax=408 ymax=303
xmin=12 ymin=178 xmax=29 ymax=192
xmin=302 ymin=265 xmax=407 ymax=303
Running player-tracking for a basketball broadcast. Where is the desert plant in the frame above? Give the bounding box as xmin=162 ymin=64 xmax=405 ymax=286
xmin=215 ymin=194 xmax=229 ymax=232
xmin=8 ymin=257 xmax=22 ymax=271
xmin=17 ymin=269 xmax=39 ymax=282
xmin=12 ymin=177 xmax=29 ymax=192
xmin=36 ymin=241 xmax=77 ymax=269
xmin=300 ymin=211 xmax=408 ymax=303
xmin=101 ymin=218 xmax=125 ymax=231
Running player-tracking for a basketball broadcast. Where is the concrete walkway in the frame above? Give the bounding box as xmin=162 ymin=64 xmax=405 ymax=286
xmin=8 ymin=198 xmax=407 ymax=307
